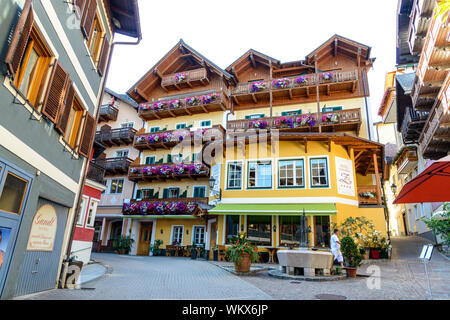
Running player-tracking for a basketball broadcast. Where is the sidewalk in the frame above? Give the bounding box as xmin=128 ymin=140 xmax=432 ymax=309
xmin=78 ymin=262 xmax=107 ymax=285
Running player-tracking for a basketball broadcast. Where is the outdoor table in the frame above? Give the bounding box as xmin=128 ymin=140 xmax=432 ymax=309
xmin=267 ymin=247 xmax=278 ymax=264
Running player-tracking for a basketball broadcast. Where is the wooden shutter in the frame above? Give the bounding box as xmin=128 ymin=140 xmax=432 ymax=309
xmin=97 ymin=37 xmax=110 ymax=77
xmin=55 ymin=82 xmax=75 ymax=135
xmin=136 ymin=189 xmax=142 ymax=199
xmin=167 ymin=154 xmax=172 ymax=163
xmin=5 ymin=0 xmax=34 ymax=78
xmin=74 ymin=0 xmax=86 ymax=18
xmin=162 ymin=189 xmax=169 ymax=199
xmin=79 ymin=112 xmax=96 ymax=158
xmin=80 ymin=0 xmax=97 ymax=39
xmin=42 ymin=60 xmax=69 ymax=123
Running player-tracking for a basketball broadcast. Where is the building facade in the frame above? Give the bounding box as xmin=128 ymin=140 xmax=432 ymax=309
xmin=0 ymin=0 xmax=140 ymax=299
xmin=123 ymin=35 xmax=387 ymax=258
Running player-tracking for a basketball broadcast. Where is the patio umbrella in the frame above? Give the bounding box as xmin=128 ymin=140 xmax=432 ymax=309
xmin=393 ymin=155 xmax=450 ymax=204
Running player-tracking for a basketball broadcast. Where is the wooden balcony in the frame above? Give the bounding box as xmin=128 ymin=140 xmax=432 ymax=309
xmin=128 ymin=162 xmax=210 ymax=182
xmin=133 ymin=125 xmax=225 ymax=150
xmin=400 ymin=107 xmax=429 ymax=144
xmin=138 ymin=90 xmax=229 ymax=121
xmin=395 ymin=146 xmax=419 ymax=175
xmin=230 ymin=70 xmax=359 ymax=104
xmin=95 ymin=127 xmax=137 ymax=147
xmin=358 ymin=186 xmax=381 ymax=205
xmin=161 ymin=68 xmax=209 ymax=91
xmin=123 ymin=197 xmax=209 ymax=216
xmin=98 ymin=104 xmax=119 ymax=122
xmin=92 ymin=157 xmax=133 ymax=175
xmin=86 ymin=162 xmax=106 ymax=184
xmin=227 ymin=108 xmax=361 ymax=133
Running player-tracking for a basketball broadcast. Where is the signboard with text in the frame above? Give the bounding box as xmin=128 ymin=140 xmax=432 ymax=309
xmin=26 ymin=204 xmax=58 ymax=251
xmin=335 ymin=156 xmax=355 ymax=197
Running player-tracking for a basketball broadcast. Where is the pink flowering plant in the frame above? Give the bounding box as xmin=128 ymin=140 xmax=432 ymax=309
xmin=135 ymin=135 xmax=147 ymax=143
xmin=202 ymin=93 xmax=218 ymax=104
xmin=185 ymin=96 xmax=201 ymax=106
xmin=251 ymin=81 xmax=267 ymax=93
xmin=147 ymin=134 xmax=160 ymax=144
xmin=139 ymin=103 xmax=152 ymax=111
xmin=295 ymin=76 xmax=308 ymax=85
xmin=296 ymin=115 xmax=316 ymax=127
xmin=157 ymin=165 xmax=172 ymax=176
xmin=249 ymin=119 xmax=268 ymax=129
xmin=321 ymin=72 xmax=333 ymax=81
xmin=152 ymin=101 xmax=168 ymax=111
xmin=129 ymin=167 xmax=140 ymax=174
xmin=169 ymin=99 xmax=182 ymax=109
xmin=173 ymin=164 xmax=188 ymax=175
xmin=275 ymin=116 xmax=295 ymax=128
xmin=272 ymin=78 xmax=290 ymax=88
xmin=321 ymin=113 xmax=339 ymax=123
xmin=174 ymin=72 xmax=186 ymax=82
xmin=142 ymin=166 xmax=157 ymax=176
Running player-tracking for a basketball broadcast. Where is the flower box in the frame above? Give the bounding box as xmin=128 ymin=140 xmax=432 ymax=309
xmin=321 ymin=72 xmax=333 ymax=81
xmin=296 ymin=115 xmax=316 ymax=127
xmin=174 ymin=72 xmax=186 ymax=83
xmin=321 ymin=113 xmax=339 ymax=123
xmin=295 ymin=76 xmax=308 ymax=85
xmin=249 ymin=120 xmax=268 ymax=129
xmin=250 ymin=81 xmax=267 ymax=93
xmin=272 ymin=78 xmax=290 ymax=89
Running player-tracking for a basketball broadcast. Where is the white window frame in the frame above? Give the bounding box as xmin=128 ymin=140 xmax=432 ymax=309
xmin=171 ymin=225 xmax=184 ymax=245
xmin=308 ymin=155 xmax=331 ymax=189
xmin=191 ymin=225 xmax=206 ymax=245
xmin=77 ymin=195 xmax=89 ymax=226
xmin=200 ymin=120 xmax=212 ymax=128
xmin=120 ymin=121 xmax=134 ymax=128
xmin=150 ymin=126 xmax=160 ymax=133
xmin=85 ymin=198 xmax=99 ymax=228
xmin=276 ymin=157 xmax=306 ymax=189
xmin=114 ymin=149 xmax=129 ymax=158
xmin=109 ymin=178 xmax=124 ymax=194
xmin=225 ymin=160 xmax=244 ymax=190
xmin=246 ymin=159 xmax=273 ymax=190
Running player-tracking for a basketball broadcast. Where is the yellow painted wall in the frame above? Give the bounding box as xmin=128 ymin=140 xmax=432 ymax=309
xmin=335 ymin=203 xmax=387 ymax=237
xmin=148 ymin=218 xmax=206 ymax=248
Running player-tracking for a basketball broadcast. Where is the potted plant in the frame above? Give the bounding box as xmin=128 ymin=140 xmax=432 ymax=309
xmin=191 ymin=242 xmax=198 ymax=259
xmin=226 ymin=234 xmax=259 ymax=273
xmin=367 ymin=230 xmax=383 ymax=259
xmin=113 ymin=236 xmax=135 ymax=254
xmin=341 ymin=236 xmax=362 ymax=278
xmin=150 ymin=239 xmax=163 ymax=256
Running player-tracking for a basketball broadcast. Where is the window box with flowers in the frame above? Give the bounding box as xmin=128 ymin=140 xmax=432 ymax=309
xmin=272 ymin=78 xmax=290 ymax=89
xmin=174 ymin=72 xmax=186 ymax=83
xmin=321 ymin=113 xmax=339 ymax=123
xmin=273 ymin=116 xmax=295 ymax=128
xmin=250 ymin=81 xmax=267 ymax=93
xmin=296 ymin=115 xmax=316 ymax=127
xmin=295 ymin=75 xmax=309 ymax=86
xmin=249 ymin=119 xmax=268 ymax=129
xmin=321 ymin=72 xmax=333 ymax=81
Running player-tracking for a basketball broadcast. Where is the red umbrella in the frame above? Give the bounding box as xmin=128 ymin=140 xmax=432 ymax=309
xmin=393 ymin=155 xmax=450 ymax=204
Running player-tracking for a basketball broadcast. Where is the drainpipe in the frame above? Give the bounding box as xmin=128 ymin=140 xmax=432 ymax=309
xmin=361 ymin=66 xmax=372 ymax=141
xmin=62 ymin=30 xmax=141 ymax=286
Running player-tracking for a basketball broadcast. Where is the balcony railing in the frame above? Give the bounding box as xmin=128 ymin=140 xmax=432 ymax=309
xmin=161 ymin=68 xmax=208 ymax=89
xmin=395 ymin=146 xmax=419 ymax=175
xmin=138 ymin=90 xmax=229 ymax=120
xmin=92 ymin=157 xmax=133 ymax=175
xmin=227 ymin=108 xmax=361 ymax=133
xmin=86 ymin=162 xmax=106 ymax=184
xmin=98 ymin=104 xmax=119 ymax=122
xmin=231 ymin=70 xmax=359 ymax=96
xmin=401 ymin=107 xmax=429 ymax=144
xmin=123 ymin=197 xmax=209 ymax=216
xmin=358 ymin=186 xmax=381 ymax=205
xmin=95 ymin=127 xmax=137 ymax=147
xmin=133 ymin=125 xmax=225 ymax=150
xmin=128 ymin=162 xmax=210 ymax=182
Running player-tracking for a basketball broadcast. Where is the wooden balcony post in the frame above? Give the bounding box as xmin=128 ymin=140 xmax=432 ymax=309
xmin=314 ymin=54 xmax=321 ymax=133
xmin=373 ymin=152 xmax=382 ymax=205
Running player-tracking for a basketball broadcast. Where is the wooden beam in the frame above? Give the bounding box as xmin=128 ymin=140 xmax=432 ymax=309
xmin=328 ymin=137 xmax=332 ymax=152
xmin=334 ymin=38 xmax=338 ymax=56
xmin=110 ymin=5 xmax=134 ymax=18
xmin=288 ymin=88 xmax=293 ymax=99
xmin=304 ymin=137 xmax=308 ymax=153
xmin=354 ymin=150 xmax=364 ymax=161
xmin=251 ymin=93 xmax=257 ymax=104
xmin=373 ymin=152 xmax=382 ymax=205
xmin=326 ymin=84 xmax=330 ymax=96
xmin=249 ymin=53 xmax=256 ymax=68
xmin=306 ymin=87 xmax=310 ymax=97
xmin=232 ymin=95 xmax=240 ymax=105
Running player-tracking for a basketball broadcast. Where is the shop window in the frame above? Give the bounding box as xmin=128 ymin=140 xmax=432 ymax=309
xmin=193 ymin=226 xmax=205 ymax=245
xmin=278 ymin=159 xmax=304 ymax=188
xmin=63 ymin=97 xmax=84 ymax=149
xmin=225 ymin=215 xmax=239 ymax=244
xmin=109 ymin=179 xmax=123 ymax=194
xmin=0 ymin=172 xmax=28 ymax=215
xmin=247 ymin=215 xmax=271 ymax=246
xmin=314 ymin=216 xmax=330 ymax=248
xmin=248 ymin=161 xmax=272 ymax=189
xmin=310 ymin=158 xmax=329 ymax=188
xmin=226 ymin=161 xmax=242 ymax=189
xmin=279 ymin=216 xmax=300 ymax=247
xmin=171 ymin=226 xmax=183 ymax=245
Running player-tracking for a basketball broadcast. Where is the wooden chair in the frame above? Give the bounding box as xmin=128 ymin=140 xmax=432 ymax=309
xmin=217 ymin=245 xmax=227 ymax=262
xmin=184 ymin=246 xmax=192 ymax=257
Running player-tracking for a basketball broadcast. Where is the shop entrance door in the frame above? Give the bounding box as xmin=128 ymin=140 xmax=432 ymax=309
xmin=137 ymin=223 xmax=152 ymax=256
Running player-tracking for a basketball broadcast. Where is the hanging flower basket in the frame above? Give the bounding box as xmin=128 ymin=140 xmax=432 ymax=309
xmin=250 ymin=81 xmax=267 ymax=93
xmin=174 ymin=72 xmax=186 ymax=83
xmin=249 ymin=120 xmax=268 ymax=129
xmin=295 ymin=76 xmax=308 ymax=85
xmin=321 ymin=113 xmax=339 ymax=123
xmin=272 ymin=78 xmax=290 ymax=89
xmin=321 ymin=72 xmax=333 ymax=81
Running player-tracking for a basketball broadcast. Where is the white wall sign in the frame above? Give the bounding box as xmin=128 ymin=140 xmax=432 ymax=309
xmin=26 ymin=204 xmax=58 ymax=252
xmin=335 ymin=156 xmax=355 ymax=197
xmin=210 ymin=164 xmax=221 ymax=196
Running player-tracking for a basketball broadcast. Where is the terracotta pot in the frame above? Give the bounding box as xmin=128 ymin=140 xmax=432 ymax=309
xmin=345 ymin=267 xmax=357 ymax=278
xmin=234 ymin=253 xmax=251 ymax=273
xmin=371 ymin=249 xmax=380 ymax=259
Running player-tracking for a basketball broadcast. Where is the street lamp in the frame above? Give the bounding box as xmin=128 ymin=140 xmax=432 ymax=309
xmin=390 ymin=183 xmax=397 ymax=195
xmin=208 ymin=177 xmax=222 ymax=200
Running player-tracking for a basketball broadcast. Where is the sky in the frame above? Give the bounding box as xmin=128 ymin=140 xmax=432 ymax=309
xmin=107 ymin=0 xmax=398 ymax=123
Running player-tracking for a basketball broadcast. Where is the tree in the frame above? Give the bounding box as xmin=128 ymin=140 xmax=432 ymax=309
xmin=421 ymin=203 xmax=450 ymax=247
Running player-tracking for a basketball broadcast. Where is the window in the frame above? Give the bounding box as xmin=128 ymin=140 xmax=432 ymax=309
xmin=115 ymin=150 xmax=129 ymax=158
xmin=63 ymin=97 xmax=84 ymax=149
xmin=87 ymin=15 xmax=104 ymax=65
xmin=176 ymin=123 xmax=186 ymax=129
xmin=14 ymin=27 xmax=52 ymax=107
xmin=247 ymin=216 xmax=271 ymax=246
xmin=173 ymin=153 xmax=183 ymax=163
xmin=85 ymin=199 xmax=98 ymax=227
xmin=171 ymin=226 xmax=184 ymax=245
xmin=227 ymin=162 xmax=242 ymax=189
xmin=278 ymin=159 xmax=304 ymax=188
xmin=322 ymin=106 xmax=343 ymax=112
xmin=136 ymin=188 xmax=153 ymax=199
xmin=193 ymin=186 xmax=206 ymax=198
xmin=314 ymin=216 xmax=330 ymax=248
xmin=245 ymin=114 xmax=265 ymax=119
xmin=281 ymin=110 xmax=302 ymax=116
xmin=145 ymin=156 xmax=155 ymax=165
xmin=200 ymin=120 xmax=211 ymax=128
xmin=414 ymin=205 xmax=419 ymax=220
xmin=120 ymin=122 xmax=134 ymax=129
xmin=77 ymin=197 xmax=88 ymax=226
xmin=150 ymin=127 xmax=160 ymax=133
xmin=0 ymin=172 xmax=28 ymax=215
xmin=192 ymin=153 xmax=199 ymax=162
xmin=192 ymin=226 xmax=205 ymax=245
xmin=280 ymin=216 xmax=300 ymax=247
xmin=163 ymin=188 xmax=179 ymax=199
xmin=248 ymin=161 xmax=272 ymax=189
xmin=226 ymin=215 xmax=240 ymax=244
xmin=109 ymin=179 xmax=124 ymax=194
xmin=310 ymin=158 xmax=329 ymax=188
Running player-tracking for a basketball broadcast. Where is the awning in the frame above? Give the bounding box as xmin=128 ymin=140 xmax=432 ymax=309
xmin=208 ymin=203 xmax=337 ymax=216
xmin=120 ymin=215 xmax=201 ymax=219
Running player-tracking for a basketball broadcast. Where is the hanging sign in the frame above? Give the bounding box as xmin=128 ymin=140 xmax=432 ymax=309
xmin=335 ymin=156 xmax=355 ymax=197
xmin=26 ymin=204 xmax=58 ymax=251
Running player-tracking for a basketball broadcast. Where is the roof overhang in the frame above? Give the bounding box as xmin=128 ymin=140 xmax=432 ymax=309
xmin=104 ymin=0 xmax=141 ymax=39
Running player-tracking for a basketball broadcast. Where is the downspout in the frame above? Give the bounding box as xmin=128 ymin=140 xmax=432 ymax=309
xmin=361 ymin=66 xmax=372 ymax=141
xmin=62 ymin=30 xmax=141 ymax=285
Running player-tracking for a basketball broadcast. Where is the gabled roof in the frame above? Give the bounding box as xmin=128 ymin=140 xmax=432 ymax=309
xmin=105 ymin=88 xmax=138 ymax=108
xmin=226 ymin=49 xmax=280 ymax=72
xmin=396 ymin=72 xmax=416 ymax=95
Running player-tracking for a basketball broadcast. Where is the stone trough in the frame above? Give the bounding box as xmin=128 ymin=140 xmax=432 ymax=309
xmin=277 ymin=249 xmax=334 ymax=277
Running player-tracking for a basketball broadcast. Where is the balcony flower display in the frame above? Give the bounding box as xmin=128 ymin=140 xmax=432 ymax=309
xmin=123 ymin=202 xmax=141 ymax=215
xmin=152 ymin=101 xmax=167 ymax=110
xmin=142 ymin=166 xmax=157 ymax=175
xmin=296 ymin=115 xmax=316 ymax=127
xmin=173 ymin=164 xmax=188 ymax=175
xmin=135 ymin=135 xmax=147 ymax=143
xmin=174 ymin=72 xmax=186 ymax=82
xmin=129 ymin=167 xmax=140 ymax=174
xmin=272 ymin=78 xmax=290 ymax=89
xmin=321 ymin=72 xmax=333 ymax=81
xmin=188 ymin=163 xmax=206 ymax=174
xmin=153 ymin=201 xmax=168 ymax=214
xmin=251 ymin=81 xmax=267 ymax=93
xmin=321 ymin=113 xmax=339 ymax=123
xmin=139 ymin=103 xmax=152 ymax=111
xmin=169 ymin=99 xmax=182 ymax=109
xmin=187 ymin=202 xmax=199 ymax=213
xmin=202 ymin=93 xmax=218 ymax=104
xmin=249 ymin=119 xmax=268 ymax=129
xmin=274 ymin=116 xmax=295 ymax=128
xmin=168 ymin=201 xmax=188 ymax=214
xmin=139 ymin=202 xmax=152 ymax=215
xmin=147 ymin=134 xmax=160 ymax=144
xmin=158 ymin=165 xmax=172 ymax=176
xmin=185 ymin=96 xmax=201 ymax=106
xmin=295 ymin=76 xmax=308 ymax=85
xmin=359 ymin=191 xmax=377 ymax=199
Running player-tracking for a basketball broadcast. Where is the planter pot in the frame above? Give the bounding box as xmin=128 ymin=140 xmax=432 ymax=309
xmin=234 ymin=253 xmax=251 ymax=273
xmin=191 ymin=249 xmax=197 ymax=260
xmin=371 ymin=249 xmax=380 ymax=259
xmin=345 ymin=267 xmax=357 ymax=278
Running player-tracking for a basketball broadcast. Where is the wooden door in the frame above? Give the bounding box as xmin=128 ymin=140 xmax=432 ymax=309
xmin=137 ymin=224 xmax=152 ymax=256
xmin=209 ymin=222 xmax=217 ymax=259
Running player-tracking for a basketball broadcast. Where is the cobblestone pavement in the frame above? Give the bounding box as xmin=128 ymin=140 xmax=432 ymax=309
xmin=15 ymin=236 xmax=450 ymax=300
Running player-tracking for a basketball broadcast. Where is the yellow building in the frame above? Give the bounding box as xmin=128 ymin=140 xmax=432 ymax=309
xmin=124 ymin=35 xmax=387 ymax=258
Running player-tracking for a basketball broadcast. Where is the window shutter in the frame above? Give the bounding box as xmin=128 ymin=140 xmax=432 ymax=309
xmin=42 ymin=60 xmax=69 ymax=123
xmin=5 ymin=0 xmax=34 ymax=78
xmin=55 ymin=81 xmax=75 ymax=135
xmin=162 ymin=189 xmax=169 ymax=199
xmin=74 ymin=0 xmax=86 ymax=18
xmin=297 ymin=110 xmax=302 ymax=115
xmin=167 ymin=154 xmax=172 ymax=163
xmin=80 ymin=0 xmax=97 ymax=39
xmin=148 ymin=189 xmax=154 ymax=198
xmin=136 ymin=189 xmax=142 ymax=199
xmin=79 ymin=112 xmax=96 ymax=158
xmin=97 ymin=37 xmax=109 ymax=76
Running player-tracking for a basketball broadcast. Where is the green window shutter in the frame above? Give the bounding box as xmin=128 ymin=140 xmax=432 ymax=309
xmin=281 ymin=112 xmax=287 ymax=116
xmin=162 ymin=188 xmax=169 ymax=198
xmin=136 ymin=189 xmax=142 ymax=199
xmin=167 ymin=154 xmax=172 ymax=163
xmin=297 ymin=110 xmax=302 ymax=115
xmin=245 ymin=114 xmax=264 ymax=119
xmin=193 ymin=187 xmax=199 ymax=198
xmin=194 ymin=186 xmax=206 ymax=198
xmin=150 ymin=127 xmax=160 ymax=133
xmin=145 ymin=156 xmax=155 ymax=164
xmin=176 ymin=123 xmax=186 ymax=129
xmin=148 ymin=189 xmax=154 ymax=198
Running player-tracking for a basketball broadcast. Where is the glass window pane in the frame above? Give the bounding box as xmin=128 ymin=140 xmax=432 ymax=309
xmin=0 ymin=173 xmax=28 ymax=214
xmin=19 ymin=48 xmax=39 ymax=96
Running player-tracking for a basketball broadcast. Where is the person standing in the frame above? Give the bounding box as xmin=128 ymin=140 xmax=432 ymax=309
xmin=330 ymin=229 xmax=344 ymax=268
xmin=0 ymin=230 xmax=4 ymax=269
